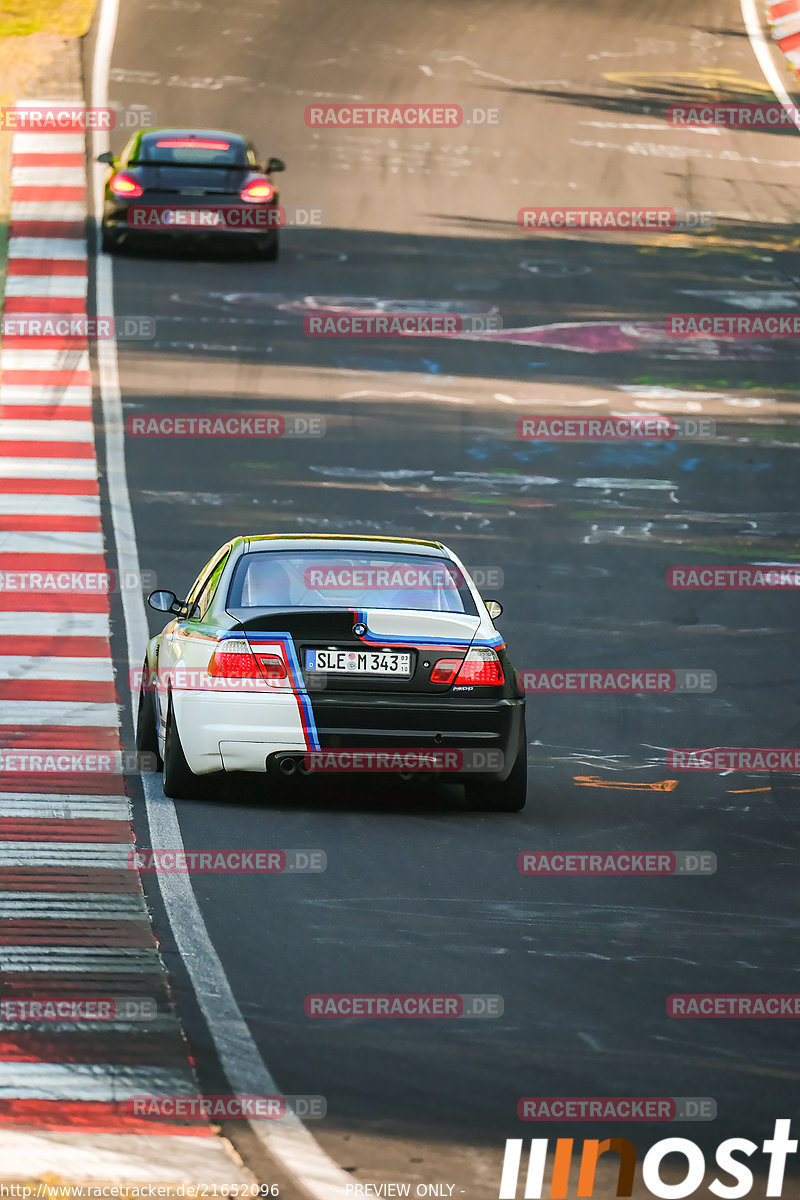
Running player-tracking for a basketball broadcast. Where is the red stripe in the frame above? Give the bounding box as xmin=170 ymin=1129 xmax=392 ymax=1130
xmin=0 ymin=870 xmax=138 ymax=894
xmin=0 ymin=370 xmax=92 ymax=386
xmin=0 ymin=516 xmax=101 ymax=532
xmin=0 ymin=680 xmax=116 ymax=702
xmin=3 ymin=295 xmax=86 ymax=313
xmin=0 ymin=554 xmax=107 ymax=570
xmin=0 ymin=406 xmax=91 ymax=422
xmin=0 ymin=818 xmax=128 ymax=841
xmin=0 ymin=479 xmax=98 ymax=495
xmin=0 ymin=1100 xmax=212 ymax=1135
xmin=770 ymin=0 xmax=800 ymax=17
xmin=8 ymin=221 xmax=85 ymax=239
xmin=0 ymin=921 xmax=150 ymax=947
xmin=12 ymin=153 xmax=85 ymax=168
xmin=0 ymin=636 xmax=108 ymax=656
xmin=0 ymin=441 xmax=94 ymax=457
xmin=7 ymin=260 xmax=86 ymax=276
xmin=0 ymin=594 xmax=107 ymax=615
xmin=779 ymin=28 xmax=800 ymax=48
xmin=0 ymin=775 xmax=125 ymax=795
xmin=0 ymin=1034 xmax=188 ymax=1065
xmin=12 ymin=187 xmax=85 ymax=202
xmin=1 ymin=338 xmax=90 ymax=350
xmin=0 ymin=728 xmax=120 ymax=751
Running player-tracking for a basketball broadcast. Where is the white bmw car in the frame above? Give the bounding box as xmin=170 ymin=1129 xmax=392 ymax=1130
xmin=137 ymin=534 xmax=527 ymax=810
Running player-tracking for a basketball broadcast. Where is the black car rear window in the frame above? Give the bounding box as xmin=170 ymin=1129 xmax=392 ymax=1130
xmin=136 ymin=137 xmax=249 ymax=166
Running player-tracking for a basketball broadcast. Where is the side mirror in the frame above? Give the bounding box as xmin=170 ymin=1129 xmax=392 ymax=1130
xmin=148 ymin=589 xmax=184 ymax=615
xmin=96 ymin=151 xmax=115 ymax=165
xmin=265 ymin=156 xmax=285 ymax=173
xmin=485 ymin=600 xmax=503 ymax=619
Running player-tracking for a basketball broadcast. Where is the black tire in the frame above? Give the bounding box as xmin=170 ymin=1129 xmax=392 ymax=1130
xmin=162 ymin=698 xmax=199 ymax=800
xmin=257 ymin=236 xmax=279 ymax=261
xmin=101 ymin=224 xmax=118 ymax=253
xmin=136 ymin=666 xmax=163 ymax=770
xmin=464 ymin=721 xmax=528 ymax=812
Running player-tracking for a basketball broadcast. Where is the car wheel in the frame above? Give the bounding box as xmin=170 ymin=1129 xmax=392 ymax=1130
xmin=162 ymin=698 xmax=199 ymax=800
xmin=101 ymin=224 xmax=118 ymax=254
xmin=257 ymin=236 xmax=279 ymax=261
xmin=135 ymin=665 xmax=163 ymax=770
xmin=464 ymin=722 xmax=527 ymax=812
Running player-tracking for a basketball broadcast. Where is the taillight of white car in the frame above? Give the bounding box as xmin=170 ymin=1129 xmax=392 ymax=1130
xmin=429 ymin=647 xmax=505 ymax=686
xmin=207 ymin=639 xmax=289 ymax=687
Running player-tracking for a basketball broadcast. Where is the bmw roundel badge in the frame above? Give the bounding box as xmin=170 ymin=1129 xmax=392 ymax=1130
xmin=353 ymin=622 xmax=367 ymax=636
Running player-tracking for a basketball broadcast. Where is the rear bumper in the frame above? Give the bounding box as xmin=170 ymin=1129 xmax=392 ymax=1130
xmin=103 ymin=201 xmax=280 ymax=238
xmin=169 ymin=688 xmax=524 ymax=778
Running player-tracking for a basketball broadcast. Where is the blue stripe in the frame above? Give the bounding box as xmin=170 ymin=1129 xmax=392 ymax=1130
xmin=231 ymin=631 xmax=321 ymax=751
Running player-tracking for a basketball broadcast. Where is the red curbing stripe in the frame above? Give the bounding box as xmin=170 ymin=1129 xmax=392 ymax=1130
xmin=0 ymin=594 xmax=107 ymax=613
xmin=0 ymin=921 xmax=152 ymax=947
xmin=0 ymin=370 xmax=92 ymax=386
xmin=0 ymin=1100 xmax=213 ymax=1136
xmin=0 ymin=479 xmax=99 ymax=495
xmin=0 ymin=870 xmax=140 ymax=894
xmin=0 ymin=516 xmax=102 ymax=533
xmin=0 ymin=442 xmax=94 ymax=460
xmin=0 ymin=818 xmax=130 ymax=841
xmin=0 ymin=1034 xmax=192 ymax=1066
xmin=0 ymin=406 xmax=92 ymax=422
xmin=8 ymin=221 xmax=86 ymax=239
xmin=12 ymin=153 xmax=86 ymax=168
xmin=0 ymin=636 xmax=109 ymax=656
xmin=4 ymin=296 xmax=87 ymax=314
xmin=0 ymin=680 xmax=116 ymax=702
xmin=0 ymin=728 xmax=121 ymax=752
xmin=778 ymin=28 xmax=800 ymax=49
xmin=0 ymin=554 xmax=107 ymax=570
xmin=6 ymin=260 xmax=87 ymax=276
xmin=11 ymin=186 xmax=85 ymax=202
xmin=1 ymin=338 xmax=90 ymax=350
xmin=0 ymin=774 xmax=126 ymax=794
xmin=770 ymin=0 xmax=800 ymax=19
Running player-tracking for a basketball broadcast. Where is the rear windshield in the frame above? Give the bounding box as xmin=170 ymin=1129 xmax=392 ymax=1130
xmin=137 ymin=137 xmax=248 ymax=166
xmin=227 ymin=551 xmax=478 ymax=614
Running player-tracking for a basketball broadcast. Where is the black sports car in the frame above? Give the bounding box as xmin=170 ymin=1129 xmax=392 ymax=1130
xmin=98 ymin=127 xmax=285 ymax=259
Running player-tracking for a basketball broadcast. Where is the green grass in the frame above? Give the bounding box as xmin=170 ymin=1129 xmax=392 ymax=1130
xmin=0 ymin=0 xmax=95 ymax=37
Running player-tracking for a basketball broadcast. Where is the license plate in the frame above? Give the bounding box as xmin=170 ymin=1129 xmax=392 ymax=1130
xmin=305 ymin=649 xmax=412 ymax=676
xmin=164 ymin=208 xmax=221 ymax=225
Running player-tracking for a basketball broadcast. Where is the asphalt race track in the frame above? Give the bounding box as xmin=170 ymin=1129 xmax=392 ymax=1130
xmin=84 ymin=0 xmax=800 ymax=1193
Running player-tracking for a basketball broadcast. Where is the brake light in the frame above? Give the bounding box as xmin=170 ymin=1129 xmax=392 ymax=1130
xmin=208 ymin=639 xmax=260 ymax=678
xmin=109 ymin=172 xmax=143 ymax=198
xmin=255 ymin=653 xmax=287 ymax=681
xmin=240 ymin=177 xmax=275 ymax=202
xmin=430 ymin=658 xmax=462 ymax=685
xmin=456 ymin=647 xmax=504 ymax=685
xmin=155 ymin=139 xmax=230 ymax=151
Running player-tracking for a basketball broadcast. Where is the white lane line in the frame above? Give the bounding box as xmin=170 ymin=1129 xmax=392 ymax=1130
xmin=5 ymin=275 xmax=88 ymax=298
xmin=0 ymin=458 xmax=97 ymax=479
xmin=0 ymin=531 xmax=104 ymax=554
xmin=0 ymin=794 xmax=128 ymax=818
xmin=0 ymin=386 xmax=92 ymax=405
xmin=0 ymin=894 xmax=143 ymax=918
xmin=0 ymin=1063 xmax=195 ymax=1101
xmin=0 ymin=843 xmax=133 ymax=866
xmin=13 ymin=134 xmax=86 ymax=154
xmin=0 ymin=700 xmax=117 ymax=724
xmin=9 ymin=201 xmax=86 ymax=222
xmin=1 ymin=348 xmax=89 ymax=371
xmin=0 ymin=657 xmax=114 ymax=681
xmin=0 ymin=419 xmax=94 ymax=442
xmin=0 ymin=494 xmax=101 ymax=516
xmin=741 ymin=0 xmax=800 ymax=131
xmin=0 ymin=612 xmax=108 ymax=636
xmin=7 ymin=238 xmax=87 ymax=260
xmin=91 ymin=0 xmax=359 ymax=1190
xmin=11 ymin=167 xmax=86 ymax=187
